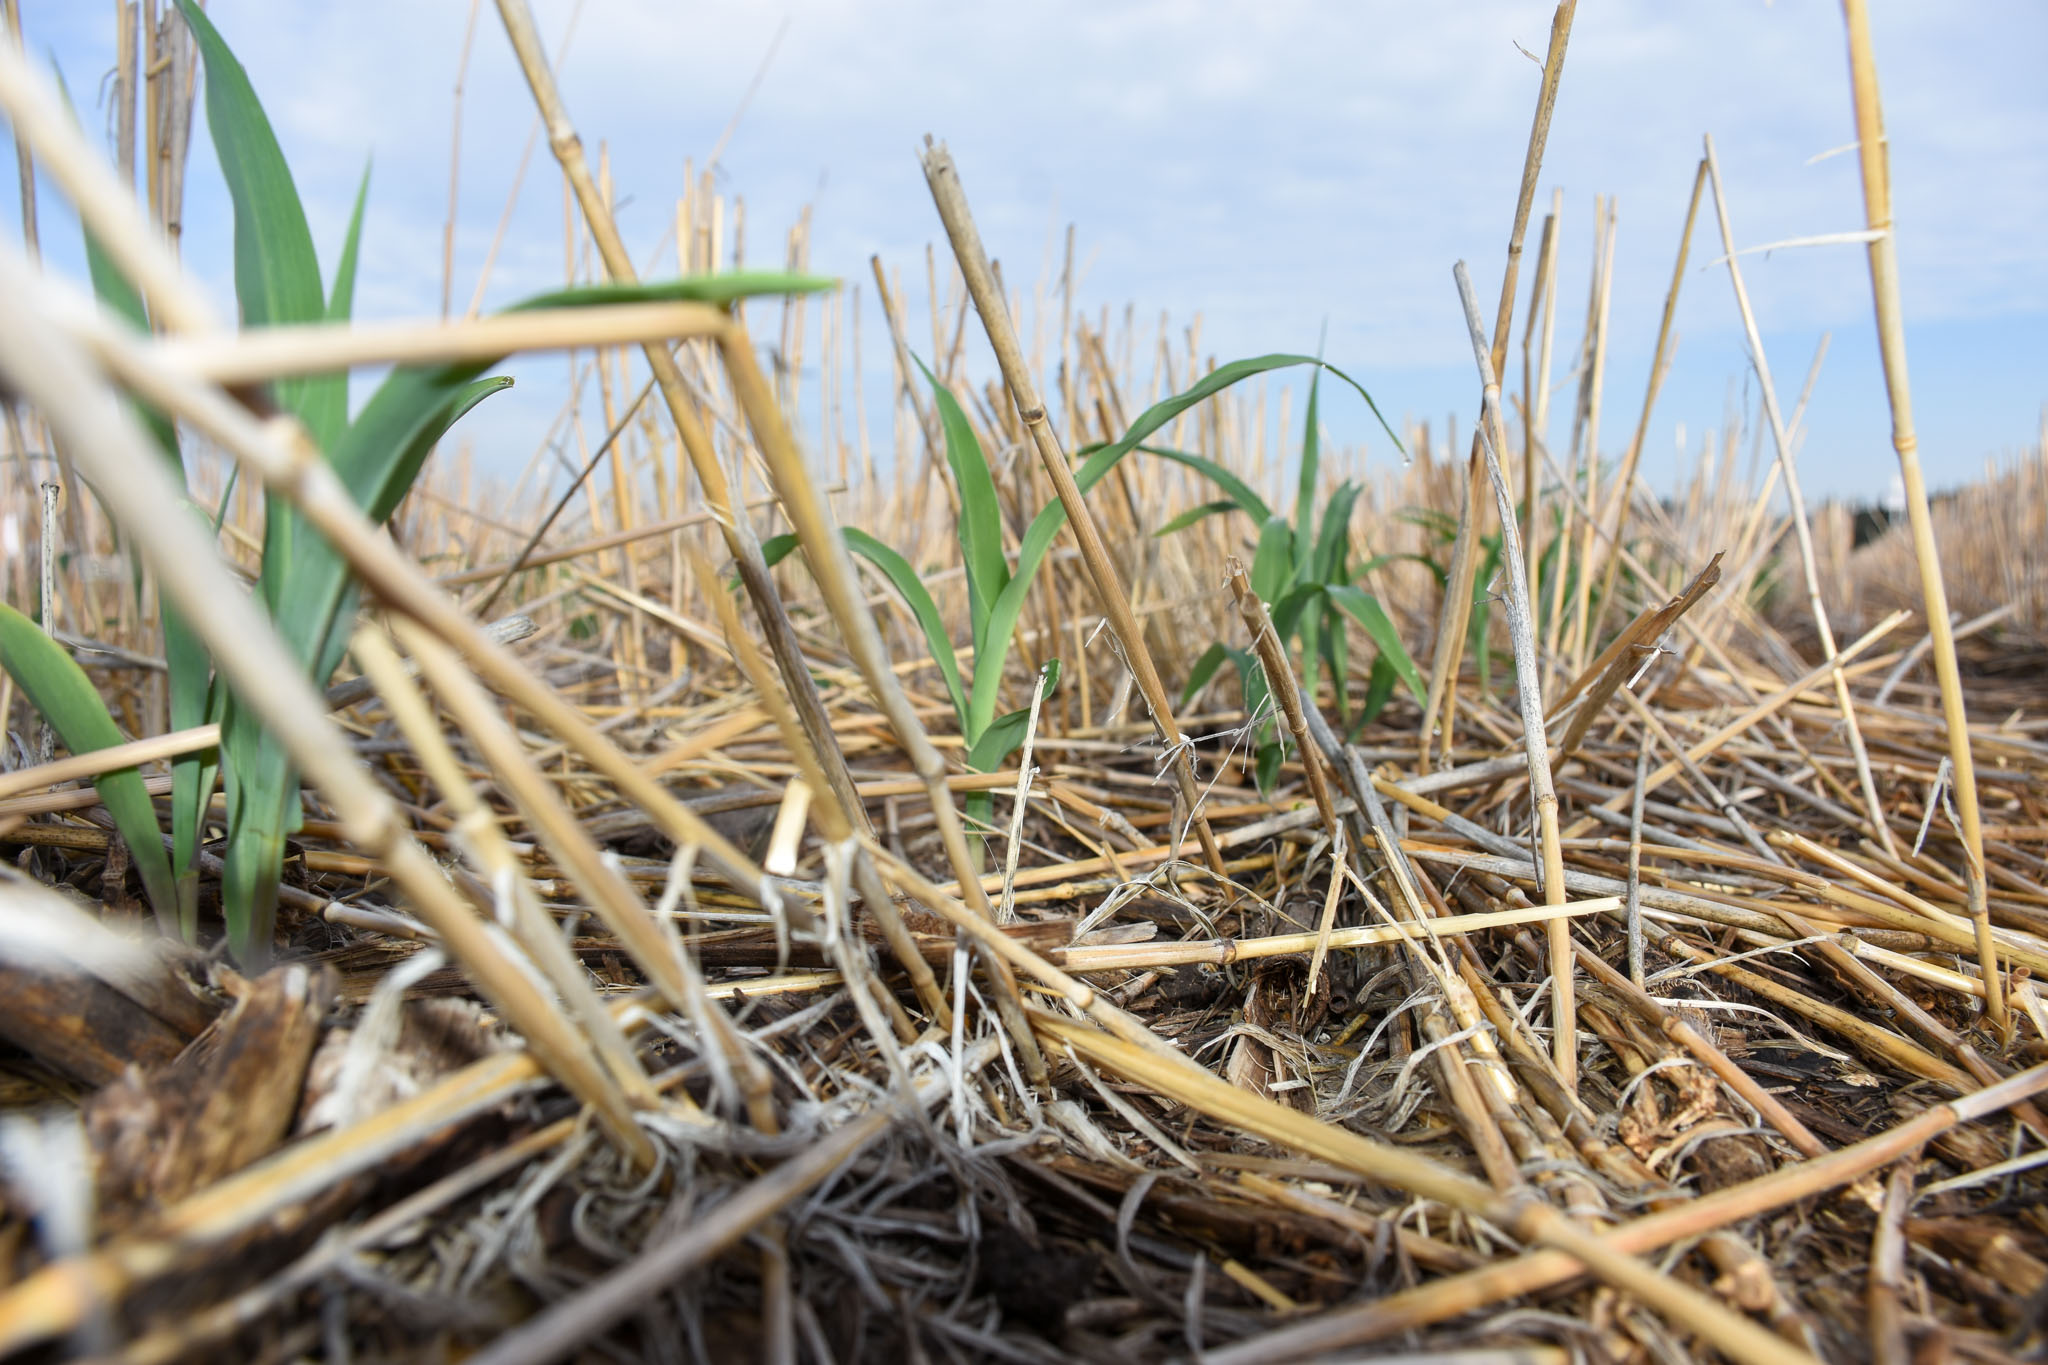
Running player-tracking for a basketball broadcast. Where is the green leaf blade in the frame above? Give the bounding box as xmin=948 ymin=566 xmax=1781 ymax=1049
xmin=1295 ymin=363 xmax=1322 ymax=575
xmin=1138 ymin=448 xmax=1274 ymax=526
xmin=0 ymin=604 xmax=181 ymax=932
xmin=1154 ymin=499 xmax=1241 ymax=538
xmin=965 ymin=661 xmax=1059 ymax=773
xmin=507 ymin=272 xmax=838 ymax=313
xmin=1327 ymin=584 xmax=1425 ymax=706
xmin=1357 ymin=654 xmax=1398 ymax=731
xmin=178 ymin=0 xmax=339 ymax=444
xmin=1250 ymin=517 xmax=1295 ymax=602
xmin=971 ymin=355 xmax=1327 ymax=735
xmin=840 ymin=528 xmax=969 ymax=733
xmin=326 ymin=159 xmax=371 ymax=325
xmin=1181 ymin=641 xmax=1233 ymax=709
xmin=917 ymin=357 xmax=1008 ymax=644
xmin=1312 ymin=481 xmax=1363 ymax=584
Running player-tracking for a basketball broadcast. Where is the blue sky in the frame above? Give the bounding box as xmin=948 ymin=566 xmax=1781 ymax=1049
xmin=10 ymin=1 xmax=2045 ymax=503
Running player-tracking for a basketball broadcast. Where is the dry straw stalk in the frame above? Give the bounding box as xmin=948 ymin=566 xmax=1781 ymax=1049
xmin=1839 ymin=0 xmax=2001 ymax=1028
xmin=919 ymin=139 xmax=1233 ymax=888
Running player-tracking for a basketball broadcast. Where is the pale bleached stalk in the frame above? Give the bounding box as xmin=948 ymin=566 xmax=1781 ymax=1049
xmin=1055 ymin=897 xmax=1615 ymax=973
xmin=1421 ymin=0 xmax=1576 ymax=766
xmin=1520 ymin=194 xmax=1562 ymax=597
xmin=1452 ymin=261 xmax=1576 ymax=1088
xmin=919 ymin=140 xmax=1232 ymax=890
xmin=147 ymin=0 xmax=201 ymax=256
xmin=997 ymin=664 xmax=1052 ymax=926
xmin=1563 ymin=201 xmax=1617 ymax=673
xmin=867 ymin=254 xmax=947 ymax=512
xmin=0 ymin=244 xmax=654 ymax=1167
xmin=1838 ymin=0 xmax=1999 ymax=1029
xmin=440 ymin=0 xmax=484 ymax=319
xmin=1586 ymin=158 xmax=1707 ymax=638
xmin=113 ymin=2 xmax=136 ymax=192
xmin=147 ymin=301 xmax=729 ymax=385
xmin=1425 ymin=423 xmax=1490 ymax=765
xmin=0 ymin=722 xmax=218 ymax=800
xmin=868 ymin=253 xmax=937 ymax=466
xmin=1868 ymin=1159 xmax=1913 ymax=1365
xmin=1702 ymin=136 xmax=1897 ymax=870
xmin=1542 ymin=198 xmax=1609 ymax=682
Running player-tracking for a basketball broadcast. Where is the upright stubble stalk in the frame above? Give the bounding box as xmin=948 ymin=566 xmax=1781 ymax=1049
xmin=1838 ymin=0 xmax=2001 ymax=1029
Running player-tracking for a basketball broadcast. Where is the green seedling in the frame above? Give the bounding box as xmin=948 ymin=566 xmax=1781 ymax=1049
xmin=772 ymin=351 xmax=1412 ymax=810
xmin=1160 ymin=364 xmax=1425 ymax=792
xmin=3 ymin=4 xmax=831 ymax=964
xmin=770 ymin=358 xmax=1064 ymax=849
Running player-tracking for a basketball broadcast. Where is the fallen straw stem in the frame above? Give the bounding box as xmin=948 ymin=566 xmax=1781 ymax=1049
xmin=1572 ymin=608 xmax=1912 ymax=831
xmin=348 ymin=623 xmax=660 ymax=1108
xmin=0 ymin=722 xmax=218 ymax=801
xmin=1549 ymin=553 xmax=1722 ymax=763
xmin=1039 ymin=1012 xmax=1819 ymax=1365
xmin=689 ymin=545 xmax=951 ymax=1025
xmin=1207 ymin=1059 xmax=2048 ymax=1362
xmin=390 ymin=616 xmax=701 ymax=1013
xmin=1053 ymin=897 xmax=1616 ymax=972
